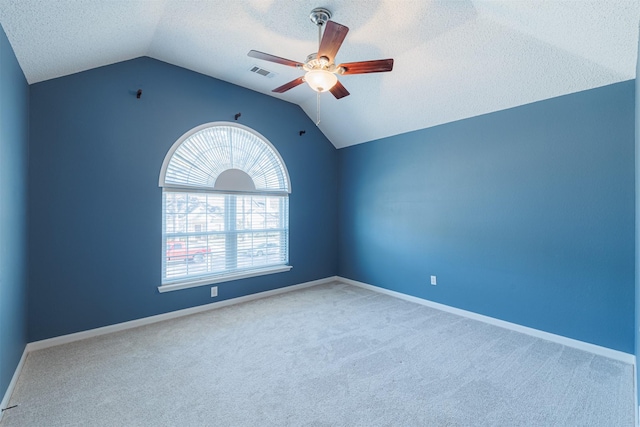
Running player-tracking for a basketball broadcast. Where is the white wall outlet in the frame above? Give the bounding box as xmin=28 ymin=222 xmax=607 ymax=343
xmin=430 ymin=276 xmax=437 ymax=286
xmin=210 ymin=286 xmax=218 ymax=297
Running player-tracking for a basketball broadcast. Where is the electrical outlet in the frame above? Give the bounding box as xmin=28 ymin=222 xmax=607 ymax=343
xmin=211 ymin=286 xmax=218 ymax=297
xmin=430 ymin=276 xmax=437 ymax=286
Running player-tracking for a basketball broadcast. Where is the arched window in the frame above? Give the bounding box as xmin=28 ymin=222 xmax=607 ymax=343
xmin=158 ymin=122 xmax=291 ymax=292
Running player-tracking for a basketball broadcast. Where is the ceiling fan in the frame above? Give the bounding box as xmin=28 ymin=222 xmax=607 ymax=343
xmin=248 ymin=7 xmax=394 ymax=100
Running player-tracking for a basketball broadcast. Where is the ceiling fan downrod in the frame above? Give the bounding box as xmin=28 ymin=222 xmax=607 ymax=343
xmin=310 ymin=7 xmax=331 ymax=49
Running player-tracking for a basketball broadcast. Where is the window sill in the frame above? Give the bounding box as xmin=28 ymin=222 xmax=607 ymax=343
xmin=158 ymin=265 xmax=293 ymax=293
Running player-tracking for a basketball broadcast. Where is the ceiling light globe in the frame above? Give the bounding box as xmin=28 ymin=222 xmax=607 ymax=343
xmin=305 ymin=70 xmax=338 ymax=92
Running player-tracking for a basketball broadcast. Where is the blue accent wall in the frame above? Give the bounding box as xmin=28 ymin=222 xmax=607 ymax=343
xmin=0 ymin=25 xmax=28 ymax=398
xmin=339 ymin=81 xmax=635 ymax=353
xmin=28 ymin=57 xmax=338 ymax=341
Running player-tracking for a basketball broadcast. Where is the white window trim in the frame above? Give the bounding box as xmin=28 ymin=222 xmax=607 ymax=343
xmin=158 ymin=265 xmax=293 ymax=293
xmin=158 ymin=122 xmax=292 ymax=292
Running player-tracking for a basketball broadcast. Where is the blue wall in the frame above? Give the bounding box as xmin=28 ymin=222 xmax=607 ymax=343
xmin=0 ymin=25 xmax=28 ymax=399
xmin=339 ymin=81 xmax=635 ymax=353
xmin=28 ymin=57 xmax=338 ymax=341
xmin=20 ymin=54 xmax=640 ymax=356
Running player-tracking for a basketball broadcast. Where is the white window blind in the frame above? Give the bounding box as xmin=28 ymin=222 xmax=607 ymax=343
xmin=162 ymin=125 xmax=289 ymax=192
xmin=159 ymin=123 xmax=291 ymax=290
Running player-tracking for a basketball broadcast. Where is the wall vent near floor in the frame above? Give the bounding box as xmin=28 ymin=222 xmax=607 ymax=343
xmin=249 ymin=66 xmax=276 ymax=78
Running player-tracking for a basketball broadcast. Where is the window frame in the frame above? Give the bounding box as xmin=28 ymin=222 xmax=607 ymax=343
xmin=158 ymin=122 xmax=292 ymax=293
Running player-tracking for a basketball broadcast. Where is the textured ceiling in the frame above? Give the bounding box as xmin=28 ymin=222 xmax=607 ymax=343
xmin=0 ymin=0 xmax=638 ymax=148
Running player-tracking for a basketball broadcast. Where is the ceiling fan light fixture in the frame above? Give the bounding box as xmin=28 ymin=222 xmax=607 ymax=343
xmin=304 ymin=69 xmax=338 ymax=92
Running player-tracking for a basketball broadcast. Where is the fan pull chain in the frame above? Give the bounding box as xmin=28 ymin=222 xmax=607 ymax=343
xmin=316 ymin=92 xmax=321 ymax=126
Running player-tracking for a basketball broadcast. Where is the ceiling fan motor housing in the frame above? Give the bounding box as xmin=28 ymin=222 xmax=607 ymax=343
xmin=303 ymin=54 xmax=341 ymax=73
xmin=309 ymin=8 xmax=331 ymax=26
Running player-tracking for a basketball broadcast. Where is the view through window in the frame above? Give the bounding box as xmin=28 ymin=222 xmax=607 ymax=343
xmin=163 ymin=192 xmax=288 ymax=281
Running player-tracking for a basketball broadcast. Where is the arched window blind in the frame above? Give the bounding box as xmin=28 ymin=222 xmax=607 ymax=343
xmin=158 ymin=123 xmax=291 ymax=292
xmin=161 ymin=124 xmax=290 ymax=192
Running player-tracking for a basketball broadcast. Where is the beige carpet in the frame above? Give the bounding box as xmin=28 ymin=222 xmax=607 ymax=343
xmin=1 ymin=282 xmax=634 ymax=426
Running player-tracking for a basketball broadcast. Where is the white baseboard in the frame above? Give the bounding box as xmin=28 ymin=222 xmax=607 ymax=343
xmin=22 ymin=274 xmax=637 ymax=363
xmin=0 ymin=347 xmax=28 ymax=423
xmin=337 ymin=276 xmax=636 ymax=365
xmin=27 ymin=276 xmax=338 ymax=352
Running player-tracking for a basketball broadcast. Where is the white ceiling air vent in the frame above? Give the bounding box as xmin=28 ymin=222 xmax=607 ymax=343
xmin=249 ymin=65 xmax=276 ymax=78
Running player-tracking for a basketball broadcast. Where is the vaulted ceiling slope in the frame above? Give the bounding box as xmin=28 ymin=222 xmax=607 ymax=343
xmin=1 ymin=1 xmax=638 ymax=148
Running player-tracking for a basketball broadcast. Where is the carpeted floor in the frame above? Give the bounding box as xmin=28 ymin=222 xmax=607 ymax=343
xmin=1 ymin=282 xmax=634 ymax=426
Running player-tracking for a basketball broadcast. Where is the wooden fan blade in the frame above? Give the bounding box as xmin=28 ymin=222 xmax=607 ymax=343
xmin=338 ymin=59 xmax=394 ymax=75
xmin=248 ymin=50 xmax=303 ymax=68
xmin=318 ymin=21 xmax=349 ymax=62
xmin=329 ymin=80 xmax=350 ymax=99
xmin=272 ymin=77 xmax=305 ymax=93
